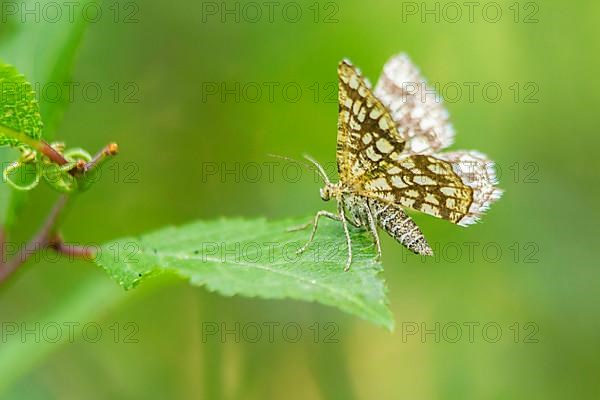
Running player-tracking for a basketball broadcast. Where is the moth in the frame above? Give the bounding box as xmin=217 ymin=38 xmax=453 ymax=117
xmin=295 ymin=54 xmax=503 ymax=270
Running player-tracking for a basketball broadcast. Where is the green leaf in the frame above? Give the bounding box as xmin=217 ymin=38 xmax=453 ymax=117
xmin=0 ymin=0 xmax=98 ymax=135
xmin=0 ymin=1 xmax=120 ymax=393
xmin=0 ymin=63 xmax=43 ymax=147
xmin=0 ymin=0 xmax=98 ymax=231
xmin=95 ymin=217 xmax=394 ymax=330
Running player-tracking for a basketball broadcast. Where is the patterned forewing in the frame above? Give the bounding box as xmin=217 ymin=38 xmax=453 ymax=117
xmin=337 ymin=58 xmax=489 ymax=226
xmin=359 ymin=154 xmax=474 ymax=224
xmin=337 ymin=60 xmax=405 ymax=185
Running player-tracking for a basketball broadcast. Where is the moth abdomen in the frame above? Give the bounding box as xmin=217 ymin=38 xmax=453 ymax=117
xmin=368 ymin=198 xmax=433 ymax=256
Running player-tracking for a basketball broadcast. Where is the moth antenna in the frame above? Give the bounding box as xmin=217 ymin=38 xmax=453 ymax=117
xmin=266 ymin=153 xmax=331 ymax=185
xmin=302 ymin=154 xmax=331 ymax=185
xmin=266 ymin=153 xmax=306 ymax=166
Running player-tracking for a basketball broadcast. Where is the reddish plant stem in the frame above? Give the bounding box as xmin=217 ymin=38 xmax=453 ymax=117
xmin=69 ymin=142 xmax=119 ymax=175
xmin=0 ymin=195 xmax=69 ymax=283
xmin=36 ymin=140 xmax=119 ymax=172
xmin=0 ymin=127 xmax=68 ymax=166
xmin=49 ymin=235 xmax=96 ymax=260
xmin=35 ymin=140 xmax=69 ymax=166
xmin=0 ymin=228 xmax=5 ymax=267
xmin=0 ymin=142 xmax=119 ymax=283
xmin=86 ymin=143 xmax=119 ymax=170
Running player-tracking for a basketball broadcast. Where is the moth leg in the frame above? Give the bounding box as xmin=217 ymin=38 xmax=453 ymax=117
xmin=287 ymin=222 xmax=312 ymax=232
xmin=295 ymin=211 xmax=341 ymax=254
xmin=365 ymin=204 xmax=382 ymax=262
xmin=337 ymin=202 xmax=353 ymax=271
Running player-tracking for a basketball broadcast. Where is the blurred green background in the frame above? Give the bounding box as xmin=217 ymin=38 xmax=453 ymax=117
xmin=1 ymin=0 xmax=599 ymax=398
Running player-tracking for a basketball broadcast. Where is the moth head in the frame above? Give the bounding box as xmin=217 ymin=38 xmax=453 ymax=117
xmin=319 ymin=186 xmax=332 ymax=201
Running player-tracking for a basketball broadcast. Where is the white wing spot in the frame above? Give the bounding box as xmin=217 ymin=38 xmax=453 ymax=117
xmin=366 ymin=146 xmax=383 ymax=162
xmin=366 ymin=177 xmax=392 ymax=191
xmin=357 ymin=107 xmax=367 ymax=123
xmin=378 ymin=117 xmax=390 ymax=130
xmin=391 ymin=175 xmax=408 ymax=188
xmin=401 ymin=159 xmax=416 ymax=169
xmin=427 ymin=163 xmax=445 ymax=174
xmin=350 ymin=118 xmax=361 ymax=131
xmin=370 ymin=107 xmax=383 ymax=119
xmin=425 ymin=193 xmax=439 ymax=204
xmin=441 ymin=187 xmax=458 ymax=196
xmin=340 ymin=110 xmax=350 ymax=123
xmin=376 ymin=138 xmax=394 ymax=154
xmin=413 ymin=175 xmax=437 ymax=185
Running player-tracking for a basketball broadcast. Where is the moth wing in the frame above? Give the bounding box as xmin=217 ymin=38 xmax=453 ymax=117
xmin=337 ymin=59 xmax=406 ymax=185
xmin=374 ymin=53 xmax=455 ymax=155
xmin=358 ymin=154 xmax=474 ymax=225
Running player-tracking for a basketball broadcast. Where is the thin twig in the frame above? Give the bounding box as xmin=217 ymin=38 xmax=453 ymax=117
xmin=85 ymin=142 xmax=119 ymax=171
xmin=71 ymin=143 xmax=119 ymax=186
xmin=0 ymin=227 xmax=5 ymax=267
xmin=48 ymin=234 xmax=96 ymax=260
xmin=0 ymin=126 xmax=69 ymax=165
xmin=0 ymin=195 xmax=69 ymax=283
xmin=38 ymin=140 xmax=69 ymax=166
xmin=0 ymin=141 xmax=119 ymax=283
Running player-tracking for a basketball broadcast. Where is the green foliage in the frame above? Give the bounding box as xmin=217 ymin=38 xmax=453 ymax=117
xmin=0 ymin=0 xmax=99 ymax=135
xmin=0 ymin=63 xmax=43 ymax=147
xmin=95 ymin=217 xmax=394 ymax=330
xmin=0 ymin=65 xmax=99 ymax=193
xmin=0 ymin=0 xmax=99 ymax=231
xmin=42 ymin=147 xmax=93 ymax=193
xmin=0 ymin=1 xmax=121 ymax=394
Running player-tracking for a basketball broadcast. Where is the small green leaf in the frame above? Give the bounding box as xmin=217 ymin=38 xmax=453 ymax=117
xmin=1 ymin=0 xmax=99 ymax=232
xmin=0 ymin=63 xmax=43 ymax=147
xmin=95 ymin=217 xmax=394 ymax=330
